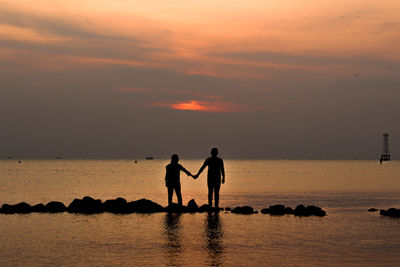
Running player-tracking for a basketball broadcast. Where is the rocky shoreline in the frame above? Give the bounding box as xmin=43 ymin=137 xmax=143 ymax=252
xmin=0 ymin=196 xmax=328 ymax=216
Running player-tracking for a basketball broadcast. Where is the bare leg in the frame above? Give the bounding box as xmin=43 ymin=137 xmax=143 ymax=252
xmin=208 ymin=185 xmax=213 ymax=207
xmin=214 ymin=188 xmax=219 ymax=208
xmin=175 ymin=183 xmax=182 ymax=206
xmin=168 ymin=186 xmax=173 ymax=206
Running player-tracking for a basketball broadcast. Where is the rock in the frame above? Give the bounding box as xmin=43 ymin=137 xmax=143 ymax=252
xmin=260 ymin=208 xmax=270 ymax=214
xmin=231 ymin=206 xmax=254 ymax=214
xmin=14 ymin=202 xmax=32 ymax=213
xmin=0 ymin=202 xmax=32 ymax=214
xmin=368 ymin=208 xmax=378 ymax=212
xmin=103 ymin=198 xmax=128 ymax=213
xmin=225 ymin=207 xmax=231 ymax=211
xmin=45 ymin=201 xmax=66 ymax=213
xmin=198 ymin=204 xmax=210 ymax=212
xmin=268 ymin=205 xmax=286 ymax=215
xmin=187 ymin=199 xmax=198 ymax=212
xmin=0 ymin=204 xmax=15 ymax=214
xmin=293 ymin=205 xmax=326 ymax=217
xmin=306 ymin=205 xmax=326 ymax=217
xmin=166 ymin=203 xmax=188 ymax=213
xmin=380 ymin=208 xmax=400 ymax=218
xmin=32 ymin=203 xmax=47 ymax=212
xmin=127 ymin=198 xmax=165 ymax=213
xmin=67 ymin=196 xmax=103 ymax=214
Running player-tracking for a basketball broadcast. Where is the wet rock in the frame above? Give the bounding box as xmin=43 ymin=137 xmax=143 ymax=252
xmin=103 ymin=198 xmax=128 ymax=213
xmin=32 ymin=203 xmax=47 ymax=212
xmin=231 ymin=206 xmax=255 ymax=214
xmin=127 ymin=198 xmax=165 ymax=213
xmin=269 ymin=204 xmax=286 ymax=215
xmin=45 ymin=201 xmax=66 ymax=213
xmin=0 ymin=204 xmax=14 ymax=214
xmin=198 ymin=204 xmax=210 ymax=212
xmin=166 ymin=203 xmax=188 ymax=213
xmin=0 ymin=202 xmax=32 ymax=214
xmin=225 ymin=207 xmax=231 ymax=212
xmin=380 ymin=208 xmax=400 ymax=218
xmin=187 ymin=199 xmax=198 ymax=212
xmin=368 ymin=208 xmax=378 ymax=212
xmin=260 ymin=208 xmax=270 ymax=214
xmin=14 ymin=202 xmax=32 ymax=213
xmin=293 ymin=205 xmax=326 ymax=217
xmin=68 ymin=196 xmax=103 ymax=214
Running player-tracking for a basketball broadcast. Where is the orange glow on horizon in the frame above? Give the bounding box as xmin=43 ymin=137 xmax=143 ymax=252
xmin=156 ymin=100 xmax=250 ymax=113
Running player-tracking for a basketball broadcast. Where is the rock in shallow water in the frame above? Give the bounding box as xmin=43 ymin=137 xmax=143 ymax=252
xmin=68 ymin=196 xmax=103 ymax=214
xmin=380 ymin=208 xmax=400 ymax=218
xmin=261 ymin=204 xmax=326 ymax=217
xmin=231 ymin=206 xmax=255 ymax=214
xmin=45 ymin=201 xmax=66 ymax=213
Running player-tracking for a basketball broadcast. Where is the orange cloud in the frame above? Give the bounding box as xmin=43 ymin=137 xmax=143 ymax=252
xmin=155 ymin=100 xmax=250 ymax=113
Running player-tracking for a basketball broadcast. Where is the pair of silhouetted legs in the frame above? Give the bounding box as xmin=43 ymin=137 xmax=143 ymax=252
xmin=168 ymin=183 xmax=182 ymax=206
xmin=208 ymin=180 xmax=221 ymax=208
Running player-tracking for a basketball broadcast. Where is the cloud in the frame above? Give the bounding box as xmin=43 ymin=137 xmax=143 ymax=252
xmin=153 ymin=100 xmax=253 ymax=113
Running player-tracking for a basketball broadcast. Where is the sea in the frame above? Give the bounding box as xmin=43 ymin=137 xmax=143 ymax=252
xmin=0 ymin=159 xmax=399 ymax=266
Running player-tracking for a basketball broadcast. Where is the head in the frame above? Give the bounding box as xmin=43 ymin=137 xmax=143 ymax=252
xmin=171 ymin=154 xmax=179 ymax=163
xmin=211 ymin=148 xmax=218 ymax=157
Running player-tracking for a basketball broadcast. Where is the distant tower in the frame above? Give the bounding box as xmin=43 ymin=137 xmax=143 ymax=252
xmin=380 ymin=132 xmax=390 ymax=164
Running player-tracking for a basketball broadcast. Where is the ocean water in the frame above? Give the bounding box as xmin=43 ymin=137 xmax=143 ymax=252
xmin=0 ymin=159 xmax=400 ymax=266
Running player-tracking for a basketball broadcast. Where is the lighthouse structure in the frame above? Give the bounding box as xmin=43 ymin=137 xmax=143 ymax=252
xmin=380 ymin=132 xmax=391 ymax=164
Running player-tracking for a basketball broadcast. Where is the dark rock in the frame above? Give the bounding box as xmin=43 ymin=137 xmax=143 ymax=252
xmin=269 ymin=204 xmax=286 ymax=215
xmin=67 ymin=196 xmax=103 ymax=214
xmin=225 ymin=207 xmax=231 ymax=211
xmin=127 ymin=198 xmax=165 ymax=213
xmin=260 ymin=208 xmax=270 ymax=214
xmin=1 ymin=204 xmax=15 ymax=214
xmin=103 ymin=198 xmax=128 ymax=213
xmin=14 ymin=202 xmax=32 ymax=213
xmin=198 ymin=204 xmax=210 ymax=212
xmin=187 ymin=199 xmax=198 ymax=212
xmin=368 ymin=208 xmax=378 ymax=212
xmin=231 ymin=206 xmax=254 ymax=214
xmin=45 ymin=201 xmax=66 ymax=213
xmin=32 ymin=203 xmax=47 ymax=212
xmin=306 ymin=205 xmax=326 ymax=217
xmin=293 ymin=205 xmax=326 ymax=217
xmin=380 ymin=208 xmax=400 ymax=218
xmin=166 ymin=203 xmax=188 ymax=213
xmin=0 ymin=203 xmax=32 ymax=214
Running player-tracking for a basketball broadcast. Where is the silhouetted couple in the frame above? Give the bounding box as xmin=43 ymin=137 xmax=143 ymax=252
xmin=165 ymin=148 xmax=225 ymax=208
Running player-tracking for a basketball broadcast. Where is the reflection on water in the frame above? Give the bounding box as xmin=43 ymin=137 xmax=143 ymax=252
xmin=163 ymin=213 xmax=183 ymax=266
xmin=204 ymin=212 xmax=224 ymax=266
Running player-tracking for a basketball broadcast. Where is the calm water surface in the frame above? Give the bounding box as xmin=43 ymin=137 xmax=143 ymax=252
xmin=1 ymin=160 xmax=400 ymax=266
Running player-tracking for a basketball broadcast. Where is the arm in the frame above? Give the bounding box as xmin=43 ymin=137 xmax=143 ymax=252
xmin=180 ymin=165 xmax=192 ymax=177
xmin=221 ymin=159 xmax=225 ymax=184
xmin=165 ymin=167 xmax=168 ymax=187
xmin=195 ymin=160 xmax=208 ymax=178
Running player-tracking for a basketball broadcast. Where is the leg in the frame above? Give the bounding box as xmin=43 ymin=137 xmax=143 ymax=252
xmin=214 ymin=182 xmax=221 ymax=208
xmin=168 ymin=186 xmax=173 ymax=206
xmin=208 ymin=181 xmax=213 ymax=207
xmin=175 ymin=183 xmax=182 ymax=206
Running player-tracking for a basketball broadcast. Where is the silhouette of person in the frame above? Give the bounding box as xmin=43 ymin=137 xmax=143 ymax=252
xmin=165 ymin=154 xmax=193 ymax=206
xmin=194 ymin=148 xmax=225 ymax=208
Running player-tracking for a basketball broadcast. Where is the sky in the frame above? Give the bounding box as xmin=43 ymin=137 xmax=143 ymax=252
xmin=0 ymin=0 xmax=399 ymax=159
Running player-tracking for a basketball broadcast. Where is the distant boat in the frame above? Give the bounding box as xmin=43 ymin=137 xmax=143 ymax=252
xmin=145 ymin=157 xmax=154 ymax=160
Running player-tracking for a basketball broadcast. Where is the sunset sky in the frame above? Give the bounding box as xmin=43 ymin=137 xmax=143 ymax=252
xmin=0 ymin=0 xmax=399 ymax=158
